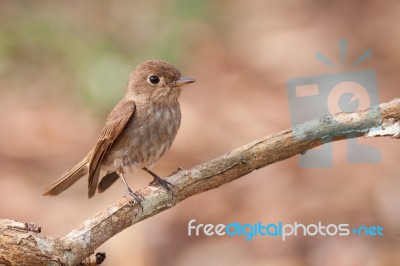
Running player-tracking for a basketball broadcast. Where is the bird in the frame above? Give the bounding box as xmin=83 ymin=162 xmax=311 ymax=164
xmin=42 ymin=60 xmax=195 ymax=207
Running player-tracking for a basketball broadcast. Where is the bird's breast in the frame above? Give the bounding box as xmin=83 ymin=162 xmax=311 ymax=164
xmin=102 ymin=102 xmax=181 ymax=170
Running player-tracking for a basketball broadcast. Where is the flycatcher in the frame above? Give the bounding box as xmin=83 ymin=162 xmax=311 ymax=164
xmin=42 ymin=60 xmax=195 ymax=207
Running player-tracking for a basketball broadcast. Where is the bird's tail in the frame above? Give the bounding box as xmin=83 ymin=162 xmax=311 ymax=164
xmin=42 ymin=157 xmax=89 ymax=196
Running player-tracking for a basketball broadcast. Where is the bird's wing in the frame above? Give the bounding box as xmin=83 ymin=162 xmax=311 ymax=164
xmin=88 ymin=100 xmax=136 ymax=198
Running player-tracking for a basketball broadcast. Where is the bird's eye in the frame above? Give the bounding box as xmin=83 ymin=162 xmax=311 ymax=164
xmin=148 ymin=75 xmax=160 ymax=85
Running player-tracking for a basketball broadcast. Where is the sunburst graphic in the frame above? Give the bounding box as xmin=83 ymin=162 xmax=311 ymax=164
xmin=315 ymin=39 xmax=373 ymax=68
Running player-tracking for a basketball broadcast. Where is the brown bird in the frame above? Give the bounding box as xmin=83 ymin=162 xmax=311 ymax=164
xmin=42 ymin=60 xmax=195 ymax=207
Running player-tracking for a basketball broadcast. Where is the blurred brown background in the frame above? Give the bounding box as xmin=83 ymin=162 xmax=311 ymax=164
xmin=0 ymin=1 xmax=400 ymax=265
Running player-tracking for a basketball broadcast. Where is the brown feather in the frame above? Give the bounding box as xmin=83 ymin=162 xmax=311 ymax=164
xmin=42 ymin=157 xmax=89 ymax=196
xmin=88 ymin=100 xmax=136 ymax=198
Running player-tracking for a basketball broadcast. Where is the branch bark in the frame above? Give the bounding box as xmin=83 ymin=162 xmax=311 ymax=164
xmin=1 ymin=98 xmax=400 ymax=265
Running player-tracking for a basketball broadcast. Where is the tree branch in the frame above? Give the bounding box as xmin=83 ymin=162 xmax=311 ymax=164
xmin=1 ymin=98 xmax=399 ymax=265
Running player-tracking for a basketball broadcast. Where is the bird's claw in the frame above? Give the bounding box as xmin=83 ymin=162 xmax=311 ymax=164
xmin=151 ymin=176 xmax=175 ymax=199
xmin=151 ymin=177 xmax=174 ymax=191
xmin=143 ymin=167 xmax=175 ymax=197
xmin=126 ymin=188 xmax=143 ymax=211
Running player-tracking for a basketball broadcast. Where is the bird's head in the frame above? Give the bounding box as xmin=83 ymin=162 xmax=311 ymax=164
xmin=127 ymin=60 xmax=195 ymax=103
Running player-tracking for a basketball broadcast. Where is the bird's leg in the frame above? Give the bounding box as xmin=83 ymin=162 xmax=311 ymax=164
xmin=142 ymin=167 xmax=174 ymax=193
xmin=118 ymin=172 xmax=143 ymax=210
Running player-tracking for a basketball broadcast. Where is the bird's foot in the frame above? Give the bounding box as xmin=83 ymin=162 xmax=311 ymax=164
xmin=151 ymin=175 xmax=174 ymax=193
xmin=143 ymin=167 xmax=175 ymax=196
xmin=126 ymin=188 xmax=143 ymax=211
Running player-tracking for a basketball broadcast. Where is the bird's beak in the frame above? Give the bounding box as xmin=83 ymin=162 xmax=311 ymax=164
xmin=171 ymin=77 xmax=196 ymax=87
